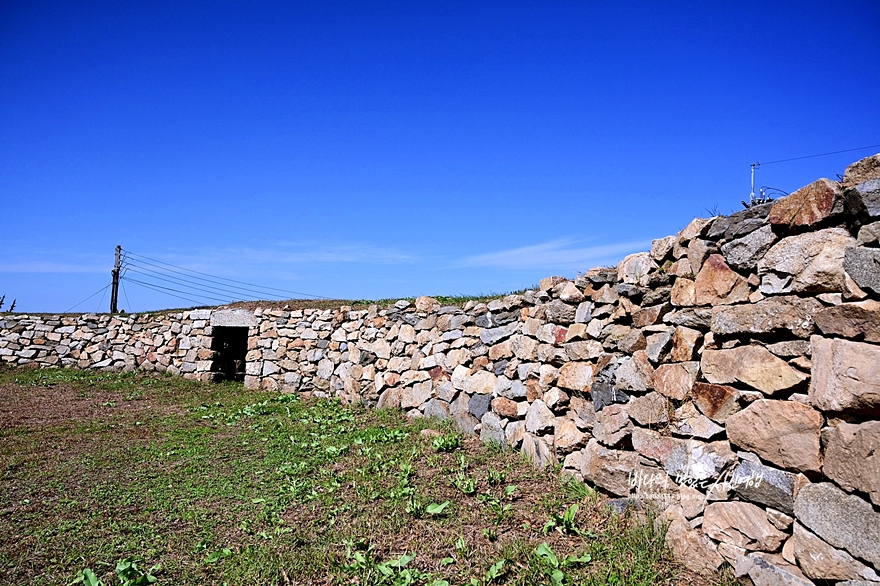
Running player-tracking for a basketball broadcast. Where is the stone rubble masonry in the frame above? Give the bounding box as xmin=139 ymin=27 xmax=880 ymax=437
xmin=4 ymin=153 xmax=880 ymax=584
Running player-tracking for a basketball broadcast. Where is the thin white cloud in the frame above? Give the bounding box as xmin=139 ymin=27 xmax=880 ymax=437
xmin=138 ymin=242 xmax=416 ymax=273
xmin=458 ymin=238 xmax=650 ymax=270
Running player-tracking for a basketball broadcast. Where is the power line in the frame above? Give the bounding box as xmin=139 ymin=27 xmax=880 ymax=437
xmin=124 ymin=277 xmax=229 ymax=306
xmin=96 ymin=285 xmax=109 ymax=313
xmin=122 ymin=261 xmax=291 ymax=300
xmin=759 ymin=143 xmax=880 ymax=166
xmin=63 ymin=283 xmax=111 ymax=313
xmin=124 ymin=276 xmax=232 ymax=304
xmin=120 ymin=280 xmax=132 ymax=313
xmin=121 ymin=249 xmax=326 ymax=299
xmin=123 ymin=266 xmax=278 ymax=301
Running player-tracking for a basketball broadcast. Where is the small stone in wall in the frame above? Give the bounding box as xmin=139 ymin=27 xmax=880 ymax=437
xmin=591 ymin=382 xmax=630 ymax=411
xmin=733 ymin=552 xmax=813 ymax=586
xmin=593 ymin=404 xmax=632 ymax=447
xmin=721 ymin=224 xmax=778 ymax=271
xmin=814 ymin=301 xmax=880 ymax=343
xmin=730 ymin=459 xmax=796 ymax=515
xmin=556 ymin=361 xmax=593 ymax=392
xmin=615 ymin=351 xmax=654 ymax=392
xmin=701 ymin=346 xmax=806 ymax=395
xmin=703 ymin=501 xmax=787 ymax=552
xmin=627 ymin=392 xmax=669 ymax=426
xmin=693 ymin=254 xmax=751 ymax=306
xmin=657 ymin=506 xmax=725 ymax=576
xmin=618 ymin=252 xmax=657 ymax=286
xmin=691 ymin=382 xmax=740 ymax=423
xmin=650 ymin=361 xmax=699 ymax=401
xmin=525 ymin=399 xmax=555 ymax=434
xmin=521 ymin=432 xmax=556 ymax=468
xmin=843 ymin=246 xmax=880 ymax=294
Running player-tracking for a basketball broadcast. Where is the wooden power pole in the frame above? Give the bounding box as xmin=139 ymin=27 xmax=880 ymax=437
xmin=110 ymin=245 xmax=121 ymax=313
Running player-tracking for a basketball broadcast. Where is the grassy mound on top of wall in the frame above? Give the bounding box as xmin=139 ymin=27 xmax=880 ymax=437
xmin=0 ymin=366 xmax=731 ymax=586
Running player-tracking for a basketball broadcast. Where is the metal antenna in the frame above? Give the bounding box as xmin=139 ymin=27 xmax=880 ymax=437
xmin=750 ymin=162 xmax=760 ymax=205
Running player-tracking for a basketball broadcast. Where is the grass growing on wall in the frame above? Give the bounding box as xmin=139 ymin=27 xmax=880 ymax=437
xmin=0 ymin=366 xmax=727 ymax=585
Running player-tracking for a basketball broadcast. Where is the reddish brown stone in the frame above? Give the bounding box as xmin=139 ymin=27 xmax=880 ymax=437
xmin=691 ymin=382 xmax=740 ymax=423
xmin=694 ymin=254 xmax=750 ymax=306
xmin=491 ymin=396 xmax=519 ymax=419
xmin=632 ymin=303 xmax=671 ymax=327
xmin=669 ymin=326 xmax=701 ymax=362
xmin=769 ymin=178 xmax=841 ymax=228
xmin=526 ymin=379 xmax=542 ymax=402
xmin=472 ymin=356 xmax=489 ymax=370
xmin=814 ymin=302 xmax=880 ymax=343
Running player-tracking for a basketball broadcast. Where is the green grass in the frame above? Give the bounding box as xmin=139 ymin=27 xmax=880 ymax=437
xmin=0 ymin=366 xmax=718 ymax=585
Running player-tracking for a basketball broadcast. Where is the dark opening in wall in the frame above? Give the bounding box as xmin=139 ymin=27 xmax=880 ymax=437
xmin=211 ymin=326 xmax=248 ymax=381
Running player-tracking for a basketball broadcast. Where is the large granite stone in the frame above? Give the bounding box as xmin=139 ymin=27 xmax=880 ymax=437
xmin=721 ymin=224 xmax=778 ymax=271
xmin=791 ymin=523 xmax=880 ymax=582
xmin=842 ymin=153 xmax=880 ymax=188
xmin=710 ymin=295 xmax=822 ymax=339
xmin=822 ymin=420 xmax=880 ymax=505
xmin=843 ymin=246 xmax=880 ymax=294
xmin=726 ymin=399 xmax=822 ymax=473
xmin=809 ymin=335 xmax=880 ymax=412
xmin=758 ymin=228 xmax=856 ymax=294
xmin=814 ymin=302 xmax=880 ymax=343
xmin=794 ymin=482 xmax=880 ymax=568
xmin=768 ymin=178 xmax=843 ymax=228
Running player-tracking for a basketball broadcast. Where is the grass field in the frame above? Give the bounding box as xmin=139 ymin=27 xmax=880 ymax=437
xmin=0 ymin=366 xmax=727 ymax=585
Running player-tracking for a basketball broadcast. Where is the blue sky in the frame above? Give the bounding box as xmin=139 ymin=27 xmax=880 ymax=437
xmin=2 ymin=1 xmax=879 ymax=313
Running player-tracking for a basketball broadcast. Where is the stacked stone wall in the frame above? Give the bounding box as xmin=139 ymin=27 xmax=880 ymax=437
xmin=3 ymin=154 xmax=880 ymax=585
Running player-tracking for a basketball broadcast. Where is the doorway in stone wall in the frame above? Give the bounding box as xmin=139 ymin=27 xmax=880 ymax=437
xmin=211 ymin=326 xmax=248 ymax=381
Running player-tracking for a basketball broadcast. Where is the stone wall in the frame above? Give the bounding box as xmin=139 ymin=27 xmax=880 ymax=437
xmin=3 ymin=154 xmax=880 ymax=586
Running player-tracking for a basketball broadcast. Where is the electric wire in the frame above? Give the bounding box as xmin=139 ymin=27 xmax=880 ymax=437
xmin=121 ymin=249 xmax=326 ymax=299
xmin=124 ymin=276 xmax=232 ymax=304
xmin=96 ymin=285 xmax=109 ymax=314
xmin=124 ymin=277 xmax=229 ymax=306
xmin=122 ymin=262 xmax=291 ymax=300
xmin=120 ymin=280 xmax=132 ymax=313
xmin=759 ymin=143 xmax=880 ymax=166
xmin=63 ymin=283 xmax=112 ymax=314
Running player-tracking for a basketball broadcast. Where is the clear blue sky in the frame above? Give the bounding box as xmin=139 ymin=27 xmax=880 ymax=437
xmin=2 ymin=1 xmax=879 ymax=313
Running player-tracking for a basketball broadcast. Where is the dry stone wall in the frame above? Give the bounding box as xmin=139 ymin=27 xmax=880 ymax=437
xmin=4 ymin=154 xmax=880 ymax=586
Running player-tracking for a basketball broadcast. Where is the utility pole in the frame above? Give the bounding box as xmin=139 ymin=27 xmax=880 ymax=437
xmin=110 ymin=245 xmax=121 ymax=313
